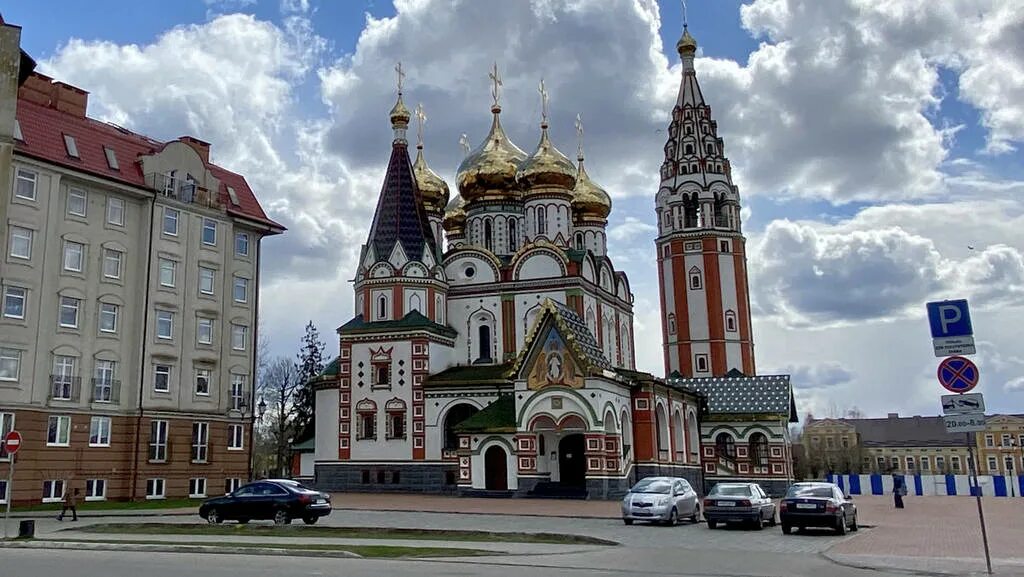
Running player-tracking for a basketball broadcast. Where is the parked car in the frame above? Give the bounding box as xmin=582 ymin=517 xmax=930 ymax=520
xmin=779 ymin=482 xmax=857 ymax=535
xmin=703 ymin=482 xmax=776 ymax=529
xmin=621 ymin=476 xmax=700 ymax=526
xmin=199 ymin=479 xmax=332 ymax=525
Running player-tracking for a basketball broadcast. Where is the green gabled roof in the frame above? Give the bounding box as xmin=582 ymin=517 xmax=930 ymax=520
xmin=338 ymin=310 xmax=457 ymax=338
xmin=290 ymin=437 xmax=316 ymax=452
xmin=424 ymin=363 xmax=513 ymax=387
xmin=565 ymin=249 xmax=587 ymax=263
xmin=453 ymin=395 xmax=516 ymax=433
xmin=320 ymin=357 xmax=340 ymax=377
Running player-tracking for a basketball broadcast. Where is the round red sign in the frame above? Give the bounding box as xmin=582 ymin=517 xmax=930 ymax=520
xmin=3 ymin=430 xmax=22 ymax=455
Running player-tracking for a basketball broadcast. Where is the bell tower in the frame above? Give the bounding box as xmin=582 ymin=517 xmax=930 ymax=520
xmin=655 ymin=24 xmax=755 ymax=378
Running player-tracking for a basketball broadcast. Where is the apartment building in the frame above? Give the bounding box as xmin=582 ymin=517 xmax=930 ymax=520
xmin=0 ymin=19 xmax=284 ymax=505
xmin=976 ymin=415 xmax=1024 ymax=476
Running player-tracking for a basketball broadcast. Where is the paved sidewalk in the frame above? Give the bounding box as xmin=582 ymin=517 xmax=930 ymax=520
xmin=331 ymin=492 xmax=622 ymax=518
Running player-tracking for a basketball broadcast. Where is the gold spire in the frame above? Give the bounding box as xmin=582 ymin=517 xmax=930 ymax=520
xmin=389 ymin=62 xmax=411 ymax=131
xmin=571 ymin=113 xmax=611 ymax=221
xmin=516 ymin=79 xmax=576 ymax=191
xmin=412 ymin=103 xmax=450 ymax=213
xmin=677 ymin=25 xmax=697 ymax=55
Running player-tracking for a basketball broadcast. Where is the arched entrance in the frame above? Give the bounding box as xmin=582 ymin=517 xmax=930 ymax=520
xmin=484 ymin=445 xmax=508 ymax=490
xmin=442 ymin=404 xmax=479 ymax=451
xmin=558 ymin=434 xmax=586 ymax=488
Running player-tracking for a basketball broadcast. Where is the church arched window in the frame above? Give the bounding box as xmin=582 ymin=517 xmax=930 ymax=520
xmin=377 ymin=295 xmax=388 ymax=320
xmin=508 ymin=219 xmax=518 ymax=252
xmin=409 ymin=293 xmax=422 ymax=315
xmin=684 ymin=144 xmax=694 ymax=155
xmin=435 ymin=295 xmax=444 ymax=324
xmin=688 ymin=266 xmax=702 ymax=290
xmin=706 ymin=143 xmax=715 ymax=155
xmin=537 ymin=206 xmax=547 ymax=236
xmin=484 ymin=219 xmax=493 ymax=253
xmin=725 ymin=310 xmax=737 ymax=333
xmin=667 ymin=313 xmax=677 ymax=335
xmin=575 ymin=232 xmax=584 ymax=250
xmin=477 ymin=324 xmax=492 ymax=363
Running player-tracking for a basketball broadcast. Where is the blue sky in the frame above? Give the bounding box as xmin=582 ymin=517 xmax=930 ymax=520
xmin=7 ymin=0 xmax=1023 ymax=418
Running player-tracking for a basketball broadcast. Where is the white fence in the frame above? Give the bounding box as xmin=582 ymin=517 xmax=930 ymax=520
xmin=826 ymin=473 xmax=1024 ymax=497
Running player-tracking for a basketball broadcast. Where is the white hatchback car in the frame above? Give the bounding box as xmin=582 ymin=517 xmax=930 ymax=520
xmin=621 ymin=476 xmax=700 ymax=526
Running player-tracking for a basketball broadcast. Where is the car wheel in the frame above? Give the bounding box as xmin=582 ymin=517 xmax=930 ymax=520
xmin=781 ymin=524 xmax=792 ymax=535
xmin=849 ymin=513 xmax=859 ymax=532
xmin=707 ymin=520 xmax=717 ymax=530
xmin=206 ymin=508 xmax=222 ymax=525
xmin=753 ymin=516 xmax=764 ymax=531
xmin=666 ymin=507 xmax=679 ymax=526
xmin=835 ymin=514 xmax=847 ymax=536
xmin=623 ymin=519 xmax=634 ymax=526
xmin=689 ymin=505 xmax=699 ymax=524
xmin=273 ymin=509 xmax=291 ymax=526
xmin=768 ymin=513 xmax=777 ymax=527
xmin=303 ymin=517 xmax=318 ymax=525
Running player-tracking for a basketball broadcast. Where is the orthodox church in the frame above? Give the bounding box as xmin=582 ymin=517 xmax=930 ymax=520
xmin=311 ymin=24 xmax=797 ymax=498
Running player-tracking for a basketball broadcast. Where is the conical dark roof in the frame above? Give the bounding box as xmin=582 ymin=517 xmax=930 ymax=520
xmin=364 ymin=141 xmax=437 ymax=263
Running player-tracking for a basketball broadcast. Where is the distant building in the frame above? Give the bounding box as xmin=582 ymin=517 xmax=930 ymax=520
xmin=0 ymin=18 xmax=284 ymax=505
xmin=976 ymin=415 xmax=1024 ymax=476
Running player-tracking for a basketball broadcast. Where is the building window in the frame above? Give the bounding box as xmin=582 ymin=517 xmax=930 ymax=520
xmin=197 ymin=317 xmax=214 ymax=345
xmin=841 ymin=436 xmax=850 ymax=449
xmin=921 ymin=456 xmax=930 ymax=471
xmin=356 ymin=400 xmax=377 ymax=440
xmin=15 ymin=169 xmax=37 ymax=200
xmin=891 ymin=456 xmax=900 ymax=470
xmin=906 ymin=456 xmax=916 ymax=471
xmin=0 ymin=349 xmax=21 ymax=382
xmin=52 ymin=355 xmax=77 ymax=400
xmin=63 ymin=134 xmax=80 ymax=158
xmin=93 ymin=360 xmax=116 ymax=402
xmin=103 ymin=248 xmax=123 ymax=279
xmin=386 ymin=400 xmax=407 ymax=440
xmin=231 ymin=324 xmax=248 ymax=351
xmin=156 ymin=310 xmax=174 ymax=340
xmin=195 ymin=369 xmax=211 ymax=396
xmin=372 ymin=363 xmax=391 ymax=388
xmin=149 ymin=420 xmax=168 ymax=462
xmin=63 ymin=241 xmax=85 ymax=272
xmin=159 ymin=259 xmax=176 ymax=287
xmin=575 ymin=232 xmax=584 ymax=250
xmin=86 ymin=479 xmax=106 ymax=501
xmin=508 ymin=220 xmax=518 ymax=252
xmin=876 ymin=456 xmax=886 ymax=471
xmin=230 ymin=375 xmax=245 ymax=411
xmin=228 ymin=424 xmax=244 ymax=450
xmin=667 ymin=313 xmax=677 ymax=335
xmin=0 ymin=479 xmax=6 ymax=504
xmin=688 ymin=266 xmax=702 ymax=290
xmin=477 ymin=324 xmax=492 ymax=363
xmin=47 ymin=415 xmax=72 ymax=446
xmin=951 ymin=456 xmax=963 ymax=472
xmin=750 ymin=433 xmax=769 ymax=466
xmin=99 ymin=302 xmax=119 ymax=333
xmin=987 ymin=456 xmax=997 ymax=472
xmin=199 ymin=267 xmax=215 ymax=295
xmin=3 ymin=286 xmax=26 ymax=319
xmin=146 ymin=478 xmax=166 ymax=500
xmin=985 ymin=434 xmax=994 ymax=447
xmin=43 ymin=479 xmax=66 ymax=503
xmin=715 ymin=433 xmax=736 ymax=460
xmin=484 ymin=218 xmax=493 ymax=253
xmin=67 ymin=188 xmax=88 ymax=217
xmin=107 ymin=197 xmax=125 ymax=225
xmin=936 ymin=456 xmax=946 ymax=472
xmin=192 ymin=422 xmax=209 ymax=462
xmin=9 ymin=226 xmax=32 ymax=259
xmin=235 ymin=232 xmax=250 ymax=256
xmin=154 ymin=364 xmax=171 ymax=392
xmin=826 ymin=436 xmax=835 ymax=449
xmin=377 ymin=295 xmax=388 ymax=320
xmin=163 ymin=208 xmax=179 ymax=236
xmin=694 ymin=354 xmax=709 ymax=373
xmin=225 ymin=478 xmax=241 ymax=495
xmin=537 ymin=206 xmax=547 ymax=236
xmin=189 ymin=478 xmax=207 ymax=498
xmin=1005 ymin=456 xmax=1014 ymax=473
xmin=58 ymin=296 xmax=81 ymax=329
xmin=104 ymin=146 xmax=119 ymax=170
xmin=202 ymin=218 xmax=217 ymax=246
xmin=0 ymin=413 xmax=14 ymax=461
xmin=725 ymin=310 xmax=737 ymax=333
xmin=233 ymin=276 xmax=248 ymax=303
xmin=89 ymin=416 xmax=111 ymax=447
xmin=1001 ymin=434 xmax=1011 ymax=447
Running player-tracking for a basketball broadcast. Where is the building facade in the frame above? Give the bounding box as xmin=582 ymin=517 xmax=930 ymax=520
xmin=0 ymin=21 xmax=283 ymax=505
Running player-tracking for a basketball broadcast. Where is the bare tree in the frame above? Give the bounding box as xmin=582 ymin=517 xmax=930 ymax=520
xmin=258 ymin=356 xmax=300 ymax=477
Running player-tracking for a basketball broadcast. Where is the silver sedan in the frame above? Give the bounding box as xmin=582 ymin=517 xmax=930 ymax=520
xmin=621 ymin=477 xmax=700 ymax=526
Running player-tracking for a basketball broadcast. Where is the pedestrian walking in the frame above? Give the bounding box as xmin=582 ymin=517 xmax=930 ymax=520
xmin=57 ymin=487 xmax=79 ymax=521
xmin=893 ymin=474 xmax=906 ymax=509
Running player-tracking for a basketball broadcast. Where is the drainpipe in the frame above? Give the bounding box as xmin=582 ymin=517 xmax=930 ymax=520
xmin=129 ymin=193 xmax=157 ymax=501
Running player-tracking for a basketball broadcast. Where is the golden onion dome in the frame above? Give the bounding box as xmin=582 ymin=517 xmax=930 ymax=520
xmin=390 ymin=93 xmax=412 ymax=127
xmin=516 ymin=122 xmax=577 ymax=191
xmin=456 ymin=105 xmax=527 ymax=203
xmin=572 ymin=158 xmax=611 ymax=221
xmin=677 ymin=26 xmax=697 ymax=55
xmin=442 ymin=193 xmax=467 ymax=233
xmin=413 ymin=144 xmax=450 ymax=212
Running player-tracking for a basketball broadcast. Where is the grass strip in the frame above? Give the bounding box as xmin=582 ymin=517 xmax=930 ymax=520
xmin=46 ymin=538 xmax=491 ymax=558
xmin=13 ymin=499 xmax=202 ymax=513
xmin=75 ymin=522 xmax=617 ymax=546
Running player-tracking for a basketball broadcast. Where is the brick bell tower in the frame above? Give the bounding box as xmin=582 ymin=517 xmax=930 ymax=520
xmin=656 ymin=24 xmax=755 ymax=379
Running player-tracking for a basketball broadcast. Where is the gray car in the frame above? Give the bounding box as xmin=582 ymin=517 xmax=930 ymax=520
xmin=703 ymin=482 xmax=776 ymax=529
xmin=621 ymin=477 xmax=700 ymax=526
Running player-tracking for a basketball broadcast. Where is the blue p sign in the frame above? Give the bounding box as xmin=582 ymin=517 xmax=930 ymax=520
xmin=927 ymin=300 xmax=973 ymax=339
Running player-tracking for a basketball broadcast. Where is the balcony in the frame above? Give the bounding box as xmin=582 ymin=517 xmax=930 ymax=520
xmin=49 ymin=376 xmax=81 ymax=402
xmin=146 ymin=173 xmax=222 ymax=210
xmin=91 ymin=378 xmax=121 ymax=403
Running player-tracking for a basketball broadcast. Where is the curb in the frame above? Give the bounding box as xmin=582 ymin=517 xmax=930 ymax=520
xmin=331 ymin=506 xmax=618 ymax=520
xmin=822 ymin=551 xmax=1013 ymax=577
xmin=0 ymin=539 xmax=363 ymax=559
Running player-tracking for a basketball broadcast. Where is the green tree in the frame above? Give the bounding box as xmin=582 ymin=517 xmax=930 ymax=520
xmin=293 ymin=321 xmax=326 ymax=442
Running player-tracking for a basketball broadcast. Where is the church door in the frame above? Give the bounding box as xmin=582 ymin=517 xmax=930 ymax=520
xmin=484 ymin=446 xmax=508 ymax=491
xmin=558 ymin=434 xmax=586 ymax=487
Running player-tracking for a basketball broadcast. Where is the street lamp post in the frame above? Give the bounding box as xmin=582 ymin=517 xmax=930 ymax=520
xmin=1010 ymin=438 xmax=1022 ymax=499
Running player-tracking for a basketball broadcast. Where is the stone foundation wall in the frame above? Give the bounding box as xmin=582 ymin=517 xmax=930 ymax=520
xmin=314 ymin=463 xmax=459 ymax=494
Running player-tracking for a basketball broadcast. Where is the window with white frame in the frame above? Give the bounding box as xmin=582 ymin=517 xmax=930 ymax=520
xmin=99 ymin=302 xmax=119 ymax=333
xmin=197 ymin=317 xmax=214 ymax=345
xmin=103 ymin=248 xmax=122 ymax=279
xmin=235 ymin=232 xmax=249 ymax=256
xmin=0 ymin=479 xmax=8 ymax=504
xmin=163 ymin=208 xmax=179 ymax=236
xmin=230 ymin=375 xmax=245 ymax=411
xmin=951 ymin=455 xmax=962 ymax=472
xmin=224 ymin=478 xmax=241 ymax=495
xmin=9 ymin=226 xmax=32 ymax=259
xmin=47 ymin=415 xmax=71 ymax=446
xmin=93 ymin=360 xmax=115 ymax=402
xmin=15 ymin=169 xmax=37 ymax=201
xmin=156 ymin=310 xmax=174 ymax=340
xmin=63 ymin=240 xmax=85 ymax=272
xmin=195 ymin=369 xmax=211 ymax=396
xmin=192 ymin=422 xmax=209 ymax=462
xmin=1002 ymin=434 xmax=1011 ymax=447
xmin=987 ymin=456 xmax=998 ymax=472
xmin=67 ymin=188 xmax=87 ymax=217
xmin=199 ymin=266 xmax=215 ymax=295
xmin=59 ymin=296 xmax=81 ymax=328
xmin=231 ymin=324 xmax=248 ymax=351
xmin=63 ymin=134 xmax=79 ymax=158
xmin=985 ymin=434 xmax=994 ymax=447
xmin=0 ymin=412 xmax=15 ymax=459
xmin=233 ymin=276 xmax=248 ymax=303
xmin=920 ymin=456 xmax=930 ymax=471
xmin=694 ymin=354 xmax=709 ymax=373
xmin=0 ymin=350 xmax=20 ymax=382
xmin=154 ymin=364 xmax=171 ymax=392
xmin=106 ymin=197 xmax=125 ymax=226
xmin=43 ymin=479 xmax=66 ymax=503
xmin=3 ymin=286 xmax=26 ymax=319
xmin=51 ymin=355 xmax=77 ymax=399
xmin=104 ymin=146 xmax=119 ymax=170
xmin=159 ymin=258 xmax=176 ymax=287
xmin=228 ymin=424 xmax=244 ymax=450
xmin=906 ymin=456 xmax=916 ymax=470
xmin=89 ymin=416 xmax=111 ymax=447
xmin=146 ymin=478 xmax=166 ymax=499
xmin=86 ymin=479 xmax=106 ymax=501
xmin=149 ymin=420 xmax=168 ymax=461
xmin=936 ymin=455 xmax=946 ymax=472
xmin=189 ymin=477 xmax=207 ymax=498
xmin=202 ymin=218 xmax=217 ymax=246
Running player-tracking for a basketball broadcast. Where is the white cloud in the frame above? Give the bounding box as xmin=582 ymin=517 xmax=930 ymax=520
xmin=1006 ymin=377 xmax=1024 ymax=393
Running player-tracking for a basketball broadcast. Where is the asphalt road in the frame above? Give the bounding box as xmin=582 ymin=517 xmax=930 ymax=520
xmin=3 ymin=546 xmax=906 ymax=577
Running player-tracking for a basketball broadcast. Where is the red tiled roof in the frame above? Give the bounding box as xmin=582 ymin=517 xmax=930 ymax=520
xmin=14 ymin=97 xmax=284 ymax=232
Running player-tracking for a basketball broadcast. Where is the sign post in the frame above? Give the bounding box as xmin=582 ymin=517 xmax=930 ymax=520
xmin=3 ymin=430 xmax=22 ymax=540
xmin=967 ymin=434 xmax=993 ymax=575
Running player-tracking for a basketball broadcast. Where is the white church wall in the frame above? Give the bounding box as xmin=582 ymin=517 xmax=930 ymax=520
xmin=516 ymin=252 xmax=564 ymax=280
xmin=514 ymin=290 xmax=566 ymax=348
xmin=445 ymin=254 xmax=499 ymax=286
xmin=448 ymin=295 xmax=503 ymax=364
xmin=314 ymin=388 xmax=340 ymax=463
xmin=348 ymin=340 xmax=415 ymax=461
xmin=684 ymin=253 xmax=710 ymax=341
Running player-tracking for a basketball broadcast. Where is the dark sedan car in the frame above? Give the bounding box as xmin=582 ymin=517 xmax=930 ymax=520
xmin=779 ymin=482 xmax=857 ymax=535
xmin=703 ymin=482 xmax=776 ymax=529
xmin=199 ymin=479 xmax=332 ymax=525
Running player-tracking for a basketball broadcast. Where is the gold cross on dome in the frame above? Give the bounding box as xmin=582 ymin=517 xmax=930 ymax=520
xmin=415 ymin=103 xmax=426 ymax=146
xmin=489 ymin=62 xmax=503 ymax=106
xmin=395 ymin=61 xmax=406 ymax=93
xmin=682 ymin=0 xmax=688 ymax=28
xmin=575 ymin=113 xmax=584 ymax=159
xmin=539 ymin=79 xmax=549 ymax=123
